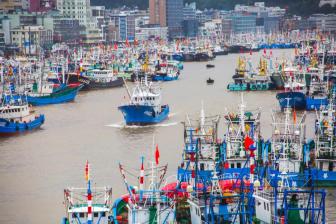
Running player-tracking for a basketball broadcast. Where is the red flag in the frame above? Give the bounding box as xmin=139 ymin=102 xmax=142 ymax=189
xmin=263 ymin=48 xmax=266 ymax=55
xmin=293 ymin=109 xmax=297 ymax=123
xmin=244 ymin=136 xmax=254 ymax=150
xmin=250 ymin=164 xmax=255 ymax=174
xmin=114 ymin=43 xmax=118 ymax=50
xmin=155 ymin=145 xmax=160 ymax=165
xmin=224 ymin=162 xmax=229 ymax=169
xmin=125 ymin=38 xmax=130 ymax=48
xmin=85 ymin=160 xmax=89 ymax=181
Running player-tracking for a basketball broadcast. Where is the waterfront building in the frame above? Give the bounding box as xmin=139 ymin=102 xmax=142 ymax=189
xmin=182 ymin=19 xmax=198 ymax=38
xmin=308 ymin=14 xmax=336 ymax=32
xmin=135 ymin=24 xmax=168 ymax=41
xmin=56 ymin=0 xmax=101 ymax=43
xmin=234 ymin=2 xmax=286 ymax=17
xmin=10 ymin=25 xmax=53 ymax=54
xmin=149 ymin=0 xmax=166 ymax=27
xmin=53 ymin=17 xmax=83 ymax=44
xmin=117 ymin=12 xmax=135 ymax=41
xmin=183 ymin=2 xmax=196 ymax=20
xmin=231 ymin=13 xmax=257 ymax=34
xmin=166 ymin=0 xmax=183 ymax=39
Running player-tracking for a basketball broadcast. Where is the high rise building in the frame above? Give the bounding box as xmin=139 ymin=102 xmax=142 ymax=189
xmin=56 ymin=0 xmax=101 ymax=43
xmin=117 ymin=12 xmax=135 ymax=41
xmin=56 ymin=0 xmax=93 ymax=28
xmin=149 ymin=0 xmax=166 ymax=27
xmin=166 ymin=0 xmax=183 ymax=39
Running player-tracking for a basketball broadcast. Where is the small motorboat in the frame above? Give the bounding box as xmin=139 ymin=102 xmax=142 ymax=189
xmin=207 ymin=78 xmax=214 ymax=84
xmin=206 ymin=64 xmax=215 ymax=68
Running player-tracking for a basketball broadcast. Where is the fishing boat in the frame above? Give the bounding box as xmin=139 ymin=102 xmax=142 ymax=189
xmin=194 ymin=49 xmax=214 ymax=62
xmin=213 ymin=45 xmax=228 ymax=56
xmin=227 ymin=56 xmax=248 ymax=91
xmin=82 ymin=69 xmax=124 ymax=90
xmin=264 ymin=101 xmax=308 ymax=187
xmin=175 ymin=105 xmax=254 ymax=223
xmin=0 ymin=92 xmax=45 ymax=135
xmin=118 ymin=77 xmax=169 ymax=125
xmin=254 ymin=172 xmax=326 ymax=224
xmin=276 ymin=67 xmax=306 ymax=110
xmin=247 ymin=58 xmax=272 ymax=91
xmin=182 ymin=51 xmax=195 ymax=62
xmin=270 ymin=71 xmax=285 ymax=90
xmin=222 ymin=95 xmax=261 ymax=179
xmin=26 ymin=82 xmax=83 ymax=106
xmin=206 ymin=78 xmax=214 ymax=84
xmin=311 ymin=93 xmax=336 ymax=186
xmin=152 ymin=62 xmax=180 ymax=82
xmin=206 ymin=64 xmax=215 ymax=68
xmin=61 ymin=161 xmax=113 ymax=224
xmin=305 ymin=67 xmax=329 ymax=110
xmin=176 ymin=104 xmax=221 ymax=182
xmin=112 ymin=150 xmax=176 ymax=224
xmin=187 ymin=172 xmax=254 ymax=224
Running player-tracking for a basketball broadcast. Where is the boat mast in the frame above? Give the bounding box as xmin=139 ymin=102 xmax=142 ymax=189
xmin=240 ymin=93 xmax=246 ymax=136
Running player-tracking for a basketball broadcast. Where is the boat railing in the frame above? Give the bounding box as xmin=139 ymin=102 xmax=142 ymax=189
xmin=254 ymin=189 xmax=277 ymax=202
xmin=316 ymin=151 xmax=336 ymax=159
xmin=64 ymin=187 xmax=112 ymax=209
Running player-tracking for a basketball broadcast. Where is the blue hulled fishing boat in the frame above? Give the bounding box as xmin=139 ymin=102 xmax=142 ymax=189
xmin=26 ymin=82 xmax=83 ymax=106
xmin=0 ymin=93 xmax=44 ymax=135
xmin=276 ymin=67 xmax=306 ymax=110
xmin=222 ymin=95 xmax=261 ymax=179
xmin=277 ymin=91 xmax=306 ymax=110
xmin=118 ymin=77 xmax=169 ymax=125
xmin=305 ymin=68 xmax=329 ymax=110
xmin=310 ymin=93 xmax=336 ymax=186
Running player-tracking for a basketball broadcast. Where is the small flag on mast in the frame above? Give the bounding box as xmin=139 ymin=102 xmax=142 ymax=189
xmin=85 ymin=160 xmax=89 ymax=182
xmin=155 ymin=145 xmax=160 ymax=165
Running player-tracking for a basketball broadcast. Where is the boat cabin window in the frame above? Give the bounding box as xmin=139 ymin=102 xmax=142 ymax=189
xmin=200 ymin=163 xmax=205 ymax=171
xmin=94 ymin=212 xmax=99 ymax=218
xmin=329 ymin=162 xmax=334 ymax=172
xmin=101 ymin=212 xmax=106 ymax=217
xmin=237 ymin=163 xmax=241 ymax=168
xmin=230 ymin=163 xmax=234 ymax=168
xmin=267 ymin=203 xmax=269 ymax=211
xmin=79 ymin=213 xmax=85 ymax=218
xmin=264 ymin=202 xmax=266 ymax=210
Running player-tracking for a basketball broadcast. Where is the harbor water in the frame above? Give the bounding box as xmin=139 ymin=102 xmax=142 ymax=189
xmin=0 ymin=49 xmax=335 ymax=223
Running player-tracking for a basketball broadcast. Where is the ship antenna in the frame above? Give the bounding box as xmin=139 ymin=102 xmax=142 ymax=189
xmin=122 ymin=77 xmax=132 ymax=100
xmin=85 ymin=161 xmax=93 ymax=224
xmin=200 ymin=100 xmax=205 ymax=134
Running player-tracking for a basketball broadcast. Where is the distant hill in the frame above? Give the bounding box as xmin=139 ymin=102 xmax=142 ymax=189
xmin=91 ymin=0 xmax=335 ymax=16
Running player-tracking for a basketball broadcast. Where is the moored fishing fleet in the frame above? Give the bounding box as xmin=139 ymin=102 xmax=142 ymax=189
xmin=1 ymin=31 xmax=335 ymax=223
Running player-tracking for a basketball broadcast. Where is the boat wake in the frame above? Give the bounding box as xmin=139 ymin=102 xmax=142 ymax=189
xmin=105 ymin=121 xmax=178 ymax=129
xmin=106 ymin=112 xmax=179 ymax=128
